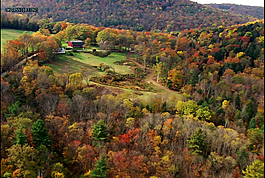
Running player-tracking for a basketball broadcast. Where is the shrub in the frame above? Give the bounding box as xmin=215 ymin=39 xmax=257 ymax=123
xmin=105 ymin=68 xmax=115 ymax=75
xmin=92 ymin=50 xmax=111 ymax=57
xmin=97 ymin=63 xmax=110 ymax=72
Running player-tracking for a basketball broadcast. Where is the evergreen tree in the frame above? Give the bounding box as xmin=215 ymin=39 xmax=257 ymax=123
xmin=241 ymin=99 xmax=256 ymax=123
xmin=250 ymin=96 xmax=258 ymax=116
xmin=15 ymin=127 xmax=28 ymax=145
xmin=92 ymin=119 xmax=109 ymax=147
xmin=187 ymin=128 xmax=208 ymax=156
xmin=237 ymin=149 xmax=249 ymax=170
xmin=246 ymin=100 xmax=255 ymax=119
xmin=188 ymin=69 xmax=197 ymax=86
xmin=5 ymin=101 xmax=21 ymax=118
xmin=31 ymin=119 xmax=51 ymax=150
xmin=235 ymin=93 xmax=241 ymax=110
xmin=248 ymin=118 xmax=257 ymax=130
xmin=91 ymin=155 xmax=109 ymax=178
xmin=162 ymin=102 xmax=167 ymax=112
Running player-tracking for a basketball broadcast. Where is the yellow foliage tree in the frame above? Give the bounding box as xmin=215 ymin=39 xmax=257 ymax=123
xmin=69 ymin=73 xmax=83 ymax=86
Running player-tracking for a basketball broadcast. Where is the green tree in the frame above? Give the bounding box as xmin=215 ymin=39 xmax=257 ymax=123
xmin=187 ymin=128 xmax=208 ymax=156
xmin=235 ymin=93 xmax=241 ymax=110
xmin=242 ymin=99 xmax=257 ymax=123
xmin=31 ymin=119 xmax=51 ymax=150
xmin=174 ymin=100 xmax=198 ymax=116
xmin=184 ymin=100 xmax=199 ymax=116
xmin=188 ymin=69 xmax=197 ymax=86
xmin=96 ymin=30 xmax=114 ymax=49
xmin=91 ymin=155 xmax=109 ymax=178
xmin=237 ymin=148 xmax=249 ymax=170
xmin=92 ymin=120 xmax=109 ymax=147
xmin=15 ymin=127 xmax=28 ymax=145
xmin=248 ymin=118 xmax=257 ymax=130
xmin=5 ymin=101 xmax=20 ymax=118
xmin=242 ymin=160 xmax=264 ymax=178
xmin=196 ymin=106 xmax=212 ymax=121
xmin=84 ymin=37 xmax=91 ymax=49
xmin=247 ymin=128 xmax=263 ymax=153
xmin=44 ymin=67 xmax=54 ymax=76
xmin=65 ymin=25 xmax=77 ymax=41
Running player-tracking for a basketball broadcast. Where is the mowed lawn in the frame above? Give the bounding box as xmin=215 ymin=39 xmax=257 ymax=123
xmin=1 ymin=28 xmax=34 ymax=51
xmin=45 ymin=51 xmax=132 ymax=77
xmin=66 ymin=52 xmax=132 ymax=74
xmin=45 ymin=54 xmax=103 ymax=77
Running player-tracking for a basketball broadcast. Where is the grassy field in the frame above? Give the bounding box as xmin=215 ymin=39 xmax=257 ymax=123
xmin=45 ymin=51 xmax=132 ymax=76
xmin=45 ymin=51 xmax=182 ymax=100
xmin=44 ymin=53 xmax=103 ymax=78
xmin=1 ymin=28 xmax=34 ymax=51
xmin=130 ymin=54 xmax=140 ymax=59
xmin=66 ymin=52 xmax=132 ymax=74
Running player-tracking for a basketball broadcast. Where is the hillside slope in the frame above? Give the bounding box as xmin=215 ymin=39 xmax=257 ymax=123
xmin=205 ymin=3 xmax=264 ymax=19
xmin=1 ymin=0 xmax=257 ymax=32
xmin=1 ymin=20 xmax=264 ymax=177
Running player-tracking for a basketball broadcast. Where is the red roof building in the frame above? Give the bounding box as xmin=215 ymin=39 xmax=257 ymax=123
xmin=67 ymin=40 xmax=84 ymax=48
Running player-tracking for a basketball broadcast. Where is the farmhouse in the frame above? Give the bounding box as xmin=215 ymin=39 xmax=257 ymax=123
xmin=55 ymin=47 xmax=65 ymax=54
xmin=68 ymin=40 xmax=84 ymax=48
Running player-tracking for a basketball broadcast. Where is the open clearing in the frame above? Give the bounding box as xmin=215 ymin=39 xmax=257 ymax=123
xmin=1 ymin=28 xmax=34 ymax=51
xmin=44 ymin=53 xmax=104 ymax=77
xmin=89 ymin=81 xmax=182 ymax=101
xmin=45 ymin=51 xmax=132 ymax=77
xmin=46 ymin=51 xmax=182 ymax=100
xmin=46 ymin=51 xmax=132 ymax=75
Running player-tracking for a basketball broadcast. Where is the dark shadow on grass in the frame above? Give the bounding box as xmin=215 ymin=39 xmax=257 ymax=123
xmin=45 ymin=55 xmax=101 ymax=77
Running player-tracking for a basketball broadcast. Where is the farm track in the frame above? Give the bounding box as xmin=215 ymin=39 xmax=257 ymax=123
xmin=1 ymin=53 xmax=39 ymax=78
xmin=126 ymin=53 xmax=179 ymax=94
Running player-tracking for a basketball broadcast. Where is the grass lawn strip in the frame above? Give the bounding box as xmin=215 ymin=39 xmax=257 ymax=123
xmin=45 ymin=54 xmax=103 ymax=77
xmin=1 ymin=28 xmax=34 ymax=51
xmin=70 ymin=52 xmax=132 ymax=74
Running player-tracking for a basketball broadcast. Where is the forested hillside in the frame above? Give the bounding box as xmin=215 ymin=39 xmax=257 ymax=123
xmin=1 ymin=18 xmax=264 ymax=177
xmin=206 ymin=3 xmax=264 ymax=19
xmin=1 ymin=0 xmax=258 ymax=32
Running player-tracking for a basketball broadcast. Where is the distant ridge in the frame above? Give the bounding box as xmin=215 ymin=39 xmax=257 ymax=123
xmin=1 ymin=0 xmax=258 ymax=32
xmin=205 ymin=3 xmax=264 ymax=19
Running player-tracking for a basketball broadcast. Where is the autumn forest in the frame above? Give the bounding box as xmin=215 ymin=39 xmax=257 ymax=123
xmin=0 ymin=0 xmax=264 ymax=177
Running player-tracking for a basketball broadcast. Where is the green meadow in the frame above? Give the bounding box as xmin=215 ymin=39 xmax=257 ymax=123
xmin=46 ymin=51 xmax=132 ymax=76
xmin=1 ymin=28 xmax=34 ymax=51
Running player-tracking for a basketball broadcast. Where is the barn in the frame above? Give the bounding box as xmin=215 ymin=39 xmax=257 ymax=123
xmin=67 ymin=40 xmax=84 ymax=48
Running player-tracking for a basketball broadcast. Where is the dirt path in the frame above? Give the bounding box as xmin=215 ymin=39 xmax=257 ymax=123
xmin=1 ymin=53 xmax=39 ymax=78
xmin=126 ymin=53 xmax=179 ymax=94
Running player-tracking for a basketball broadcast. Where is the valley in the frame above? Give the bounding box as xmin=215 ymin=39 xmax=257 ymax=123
xmin=0 ymin=1 xmax=264 ymax=177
